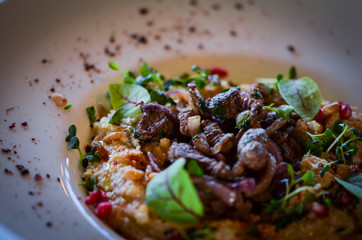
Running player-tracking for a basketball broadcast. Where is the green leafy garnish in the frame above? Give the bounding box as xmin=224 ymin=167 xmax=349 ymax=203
xmin=150 ymin=90 xmax=176 ymax=106
xmin=164 ymin=65 xmax=211 ymax=90
xmin=108 ymin=83 xmax=150 ymax=124
xmin=253 ymin=88 xmax=262 ymax=99
xmin=108 ymin=107 xmax=124 ymax=125
xmin=108 ymin=61 xmax=121 ymax=71
xmin=64 ymin=104 xmax=72 ymax=110
xmin=85 ymin=146 xmax=101 ymax=164
xmin=335 ymin=173 xmax=362 ymax=199
xmin=319 ymin=160 xmax=337 ymax=177
xmin=236 ymin=112 xmax=255 ymax=130
xmin=307 ymin=120 xmax=361 ymax=163
xmin=277 ymin=67 xmax=322 ymax=119
xmin=187 ymin=160 xmax=204 ymax=176
xmin=78 ymin=175 xmax=98 ymax=192
xmin=263 ymin=103 xmax=294 ymax=121
xmin=86 ymin=106 xmax=96 ymax=126
xmin=146 ymin=158 xmax=204 ymax=225
xmin=65 ymin=125 xmax=83 ymax=156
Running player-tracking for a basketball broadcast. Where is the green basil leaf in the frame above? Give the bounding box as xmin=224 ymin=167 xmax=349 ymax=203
xmin=108 ymin=83 xmax=150 ymax=111
xmin=335 ymin=173 xmax=362 ymax=199
xmin=278 ymin=77 xmax=322 ymax=119
xmin=108 ymin=61 xmax=121 ymax=71
xmin=146 ymin=158 xmax=204 ymax=225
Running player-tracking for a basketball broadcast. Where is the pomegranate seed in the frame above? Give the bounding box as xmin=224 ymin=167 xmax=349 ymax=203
xmin=95 ymin=202 xmax=112 ymax=219
xmin=350 ymin=167 xmax=362 ymax=173
xmin=339 ymin=102 xmax=352 ymax=120
xmin=311 ymin=202 xmax=328 ymax=218
xmin=209 ymin=67 xmax=228 ymax=78
xmin=314 ymin=108 xmax=326 ymax=122
xmin=341 ymin=191 xmax=352 ymax=204
xmin=250 ymin=83 xmax=264 ymax=95
xmin=85 ymin=190 xmax=108 ymax=206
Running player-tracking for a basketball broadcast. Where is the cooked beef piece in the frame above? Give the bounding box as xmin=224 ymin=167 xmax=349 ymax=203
xmin=211 ymin=116 xmax=236 ymax=133
xmin=266 ymin=118 xmax=287 ymax=135
xmin=191 ymin=120 xmax=234 ymax=156
xmin=233 ymin=128 xmax=282 ymax=198
xmin=272 ymin=129 xmax=304 ymax=164
xmin=168 ymin=142 xmax=233 ymax=180
xmin=136 ymin=109 xmax=178 ymax=141
xmin=193 ymin=176 xmax=252 ymax=220
xmin=207 ymin=89 xmax=243 ymax=119
xmin=201 ymin=120 xmax=234 ymax=155
xmin=178 ymin=109 xmax=199 ymax=137
xmin=187 ymin=83 xmax=210 ymax=117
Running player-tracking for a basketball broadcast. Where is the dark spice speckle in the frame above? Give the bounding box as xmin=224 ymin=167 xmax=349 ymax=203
xmin=21 ymin=121 xmax=28 ymax=127
xmin=46 ymin=221 xmax=52 ymax=228
xmin=287 ymin=45 xmax=296 ymax=53
xmin=139 ymin=7 xmax=149 ymax=15
xmin=4 ymin=168 xmax=13 ymax=175
xmin=1 ymin=148 xmax=11 ymax=153
xmin=16 ymin=164 xmax=29 ymax=176
xmin=9 ymin=123 xmax=16 ymax=129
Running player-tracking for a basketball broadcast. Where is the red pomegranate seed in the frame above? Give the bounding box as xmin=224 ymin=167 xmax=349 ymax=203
xmin=95 ymin=202 xmax=112 ymax=219
xmin=341 ymin=191 xmax=352 ymax=204
xmin=339 ymin=102 xmax=352 ymax=120
xmin=314 ymin=108 xmax=326 ymax=122
xmin=250 ymin=83 xmax=264 ymax=95
xmin=311 ymin=202 xmax=328 ymax=218
xmin=350 ymin=167 xmax=362 ymax=174
xmin=209 ymin=67 xmax=228 ymax=78
xmin=85 ymin=190 xmax=108 ymax=206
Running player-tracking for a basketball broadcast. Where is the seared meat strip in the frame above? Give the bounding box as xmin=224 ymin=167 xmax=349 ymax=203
xmin=136 ymin=106 xmax=178 ymax=141
xmin=233 ymin=128 xmax=282 ymax=198
xmin=207 ymin=89 xmax=243 ymax=119
xmin=200 ymin=120 xmax=234 ymax=155
xmin=187 ymin=83 xmax=210 ymax=118
xmin=168 ymin=142 xmax=233 ymax=180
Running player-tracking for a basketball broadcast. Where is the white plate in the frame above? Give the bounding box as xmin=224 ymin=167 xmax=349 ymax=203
xmin=0 ymin=0 xmax=361 ymax=239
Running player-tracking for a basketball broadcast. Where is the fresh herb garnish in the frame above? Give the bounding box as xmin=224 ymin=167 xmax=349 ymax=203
xmin=265 ymin=165 xmax=314 ymax=228
xmin=150 ymin=90 xmax=176 ymax=106
xmin=146 ymin=158 xmax=204 ymax=224
xmin=335 ymin=173 xmax=362 ymax=199
xmin=65 ymin=125 xmax=82 ymax=157
xmin=236 ymin=112 xmax=255 ymax=130
xmin=64 ymin=104 xmax=72 ymax=110
xmin=108 ymin=83 xmax=150 ymax=124
xmin=187 ymin=160 xmax=204 ymax=176
xmin=108 ymin=61 xmax=122 ymax=71
xmin=277 ymin=67 xmax=322 ymax=119
xmin=253 ymin=88 xmax=262 ymax=99
xmin=307 ymin=120 xmax=361 ymax=163
xmin=86 ymin=106 xmax=96 ymax=126
xmin=85 ymin=146 xmax=101 ymax=164
xmin=263 ymin=103 xmax=294 ymax=121
xmin=78 ymin=175 xmax=98 ymax=192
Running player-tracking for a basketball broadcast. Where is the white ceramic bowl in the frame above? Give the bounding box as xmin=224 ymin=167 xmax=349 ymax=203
xmin=0 ymin=0 xmax=361 ymax=239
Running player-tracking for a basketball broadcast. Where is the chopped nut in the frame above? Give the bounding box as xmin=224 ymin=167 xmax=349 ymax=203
xmin=322 ymin=102 xmax=339 ymax=115
xmin=51 ymin=93 xmax=67 ymax=107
